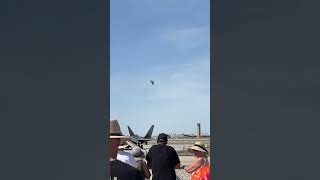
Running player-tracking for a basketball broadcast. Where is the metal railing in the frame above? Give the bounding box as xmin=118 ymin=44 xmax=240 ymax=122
xmin=175 ymin=169 xmax=192 ymax=180
xmin=146 ymin=169 xmax=191 ymax=180
xmin=147 ymin=169 xmax=191 ymax=180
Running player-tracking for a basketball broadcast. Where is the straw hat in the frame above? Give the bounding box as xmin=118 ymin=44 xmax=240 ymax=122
xmin=131 ymin=146 xmax=145 ymax=161
xmin=188 ymin=141 xmax=208 ymax=154
xmin=110 ymin=119 xmax=128 ymax=140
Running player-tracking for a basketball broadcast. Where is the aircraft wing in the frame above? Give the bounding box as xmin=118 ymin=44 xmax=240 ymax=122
xmin=137 ymin=138 xmax=152 ymax=141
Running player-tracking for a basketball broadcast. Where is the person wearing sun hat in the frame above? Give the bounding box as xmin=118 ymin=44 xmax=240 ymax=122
xmin=109 ymin=119 xmax=143 ymax=180
xmin=185 ymin=141 xmax=210 ymax=180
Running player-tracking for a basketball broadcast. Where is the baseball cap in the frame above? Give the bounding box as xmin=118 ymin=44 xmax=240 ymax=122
xmin=157 ymin=133 xmax=168 ymax=142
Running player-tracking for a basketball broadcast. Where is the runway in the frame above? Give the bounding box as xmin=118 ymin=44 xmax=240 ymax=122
xmin=143 ymin=138 xmax=210 ymax=166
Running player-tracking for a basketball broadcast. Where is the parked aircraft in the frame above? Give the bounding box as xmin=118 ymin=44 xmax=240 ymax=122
xmin=127 ymin=125 xmax=154 ymax=145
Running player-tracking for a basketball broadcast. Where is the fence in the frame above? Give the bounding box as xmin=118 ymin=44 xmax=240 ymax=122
xmin=175 ymin=169 xmax=192 ymax=180
xmin=148 ymin=169 xmax=191 ymax=180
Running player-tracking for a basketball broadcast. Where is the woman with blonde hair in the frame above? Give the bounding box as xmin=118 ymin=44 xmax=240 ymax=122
xmin=185 ymin=142 xmax=210 ymax=180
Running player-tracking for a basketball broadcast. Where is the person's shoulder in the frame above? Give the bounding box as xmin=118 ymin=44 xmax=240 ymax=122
xmin=166 ymin=145 xmax=179 ymax=156
xmin=149 ymin=144 xmax=159 ymax=151
xmin=111 ymin=160 xmax=139 ymax=172
xmin=150 ymin=144 xmax=159 ymax=148
xmin=166 ymin=144 xmax=174 ymax=148
xmin=118 ymin=151 xmax=134 ymax=159
xmin=117 ymin=152 xmax=129 ymax=160
xmin=122 ymin=151 xmax=132 ymax=156
xmin=111 ymin=160 xmax=143 ymax=180
xmin=117 ymin=151 xmax=126 ymax=156
xmin=166 ymin=145 xmax=176 ymax=151
xmin=196 ymin=157 xmax=205 ymax=163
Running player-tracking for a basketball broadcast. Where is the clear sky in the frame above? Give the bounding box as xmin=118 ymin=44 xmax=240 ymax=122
xmin=110 ymin=0 xmax=210 ymax=136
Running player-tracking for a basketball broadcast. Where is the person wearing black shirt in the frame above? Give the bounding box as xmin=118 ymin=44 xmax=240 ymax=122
xmin=109 ymin=119 xmax=143 ymax=180
xmin=146 ymin=133 xmax=181 ymax=180
xmin=110 ymin=159 xmax=143 ymax=180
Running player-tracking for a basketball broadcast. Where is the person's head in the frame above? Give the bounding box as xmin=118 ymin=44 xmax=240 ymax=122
xmin=157 ymin=133 xmax=168 ymax=144
xmin=192 ymin=149 xmax=207 ymax=158
xmin=131 ymin=146 xmax=145 ymax=161
xmin=110 ymin=119 xmax=128 ymax=159
xmin=110 ymin=138 xmax=120 ymax=159
xmin=187 ymin=141 xmax=208 ymax=158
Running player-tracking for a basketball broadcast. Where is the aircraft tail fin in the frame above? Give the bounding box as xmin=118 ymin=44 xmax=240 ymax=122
xmin=127 ymin=126 xmax=135 ymax=137
xmin=144 ymin=125 xmax=154 ymax=139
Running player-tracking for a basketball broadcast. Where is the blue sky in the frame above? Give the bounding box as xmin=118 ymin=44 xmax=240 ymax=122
xmin=110 ymin=0 xmax=210 ymax=136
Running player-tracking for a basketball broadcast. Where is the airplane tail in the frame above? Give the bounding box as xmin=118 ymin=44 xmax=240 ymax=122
xmin=144 ymin=125 xmax=154 ymax=139
xmin=127 ymin=126 xmax=135 ymax=137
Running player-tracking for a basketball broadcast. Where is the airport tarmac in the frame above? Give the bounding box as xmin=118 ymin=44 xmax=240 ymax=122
xmin=145 ymin=138 xmax=210 ymax=147
xmin=143 ymin=138 xmax=210 ymax=166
